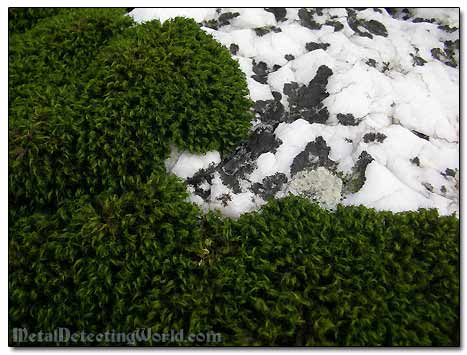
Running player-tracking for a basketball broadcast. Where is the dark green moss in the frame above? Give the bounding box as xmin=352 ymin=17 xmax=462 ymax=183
xmin=8 ymin=7 xmax=63 ymax=33
xmin=9 ymin=10 xmax=252 ymax=212
xmin=9 ymin=195 xmax=459 ymax=346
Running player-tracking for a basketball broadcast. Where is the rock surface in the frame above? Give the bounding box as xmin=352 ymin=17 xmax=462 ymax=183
xmin=130 ymin=7 xmax=459 ymax=217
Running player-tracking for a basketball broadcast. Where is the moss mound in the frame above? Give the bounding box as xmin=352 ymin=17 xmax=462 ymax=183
xmin=9 ymin=8 xmax=459 ymax=346
xmin=10 ymin=195 xmax=459 ymax=346
xmin=9 ymin=9 xmax=252 ymax=212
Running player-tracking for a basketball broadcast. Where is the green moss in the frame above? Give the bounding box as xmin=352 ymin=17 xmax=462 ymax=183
xmin=9 ymin=9 xmax=459 ymax=347
xmin=8 ymin=8 xmax=63 ymax=34
xmin=9 ymin=194 xmax=459 ymax=346
xmin=9 ymin=10 xmax=252 ymax=213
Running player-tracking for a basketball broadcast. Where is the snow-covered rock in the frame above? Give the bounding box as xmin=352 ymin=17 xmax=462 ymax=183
xmin=165 ymin=148 xmax=220 ymax=179
xmin=139 ymin=8 xmax=458 ymax=217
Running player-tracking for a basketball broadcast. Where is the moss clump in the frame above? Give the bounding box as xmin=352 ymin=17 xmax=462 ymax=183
xmin=8 ymin=8 xmax=63 ymax=33
xmin=10 ymin=195 xmax=459 ymax=346
xmin=9 ymin=173 xmax=210 ymax=338
xmin=86 ymin=17 xmax=253 ymax=155
xmin=9 ymin=9 xmax=252 ymax=213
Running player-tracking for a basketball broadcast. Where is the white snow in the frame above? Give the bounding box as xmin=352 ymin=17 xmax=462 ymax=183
xmin=409 ymin=8 xmax=459 ymax=27
xmin=166 ymin=149 xmax=220 ymax=179
xmin=247 ymin=78 xmax=274 ymax=101
xmin=343 ymin=160 xmax=454 ymax=215
xmin=207 ymin=172 xmax=265 ymax=218
xmin=228 ymin=8 xmax=276 ymax=29
xmin=129 ymin=8 xmax=218 ymax=24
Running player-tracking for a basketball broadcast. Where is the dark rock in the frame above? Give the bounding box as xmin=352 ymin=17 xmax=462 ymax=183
xmin=272 ymin=64 xmax=282 ymax=72
xmin=186 ymin=164 xmax=219 ymax=199
xmin=422 ymin=182 xmax=434 ymax=192
xmin=254 ymin=27 xmax=269 ymax=37
xmin=202 ymin=19 xmax=219 ymax=30
xmin=410 ymin=53 xmax=427 ymax=66
xmin=252 ymin=74 xmax=268 ymax=84
xmin=431 ymin=46 xmax=457 ymax=68
xmin=438 ymin=24 xmax=458 ymax=33
xmin=344 ymin=151 xmax=374 ymax=193
xmin=337 ymin=113 xmax=360 ymax=126
xmin=354 ymin=151 xmax=374 ymax=173
xmin=202 ymin=12 xmax=240 ymax=29
xmin=220 ymin=165 xmax=255 ymax=193
xmin=219 ymin=146 xmax=255 ymax=193
xmin=411 ymin=130 xmax=429 ymax=141
xmin=384 ymin=8 xmax=398 ymax=17
xmin=254 ymin=26 xmax=282 ymax=37
xmin=442 ymin=40 xmax=459 ymax=67
xmin=264 ymin=7 xmax=287 ymax=22
xmin=284 ymin=65 xmax=333 ymax=124
xmin=251 ymin=61 xmax=269 ymax=84
xmin=229 ymin=43 xmax=239 ymax=55
xmin=285 ymin=54 xmax=295 ymax=61
xmin=365 ymin=20 xmax=388 ymax=37
xmin=221 ymin=150 xmax=244 ymax=176
xmin=298 ymin=8 xmax=322 ymax=30
xmin=251 ymin=172 xmax=288 ymax=200
xmin=346 ymin=8 xmax=373 ymax=38
xmin=290 ymin=136 xmax=337 ymax=176
xmin=412 ymin=17 xmax=435 ymax=23
xmin=444 ymin=168 xmax=456 ymax=177
xmin=218 ymin=125 xmax=283 ymax=193
xmin=431 ymin=47 xmax=444 ymax=60
xmin=247 ymin=126 xmax=282 ymax=159
xmin=373 ymin=8 xmax=383 ymax=13
xmin=253 ymin=99 xmax=285 ymax=127
xmin=366 ymin=58 xmax=377 ymax=67
xmin=441 ymin=185 xmax=447 ymax=194
xmin=363 ymin=132 xmax=387 ymax=143
xmin=381 ymin=61 xmax=391 ymax=72
xmin=252 ymin=60 xmax=268 ymax=76
xmin=305 ymin=42 xmax=330 ymax=52
xmin=410 ymin=157 xmax=420 ymax=166
xmin=218 ymin=12 xmax=240 ymax=26
xmin=346 ymin=8 xmax=388 ymax=38
xmin=325 ymin=20 xmax=344 ymax=31
xmin=271 ymin=91 xmax=282 ymax=101
xmin=217 ymin=193 xmax=232 ymax=207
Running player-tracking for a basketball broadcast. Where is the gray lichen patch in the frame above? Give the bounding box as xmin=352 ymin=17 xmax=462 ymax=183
xmin=285 ymin=167 xmax=343 ymax=209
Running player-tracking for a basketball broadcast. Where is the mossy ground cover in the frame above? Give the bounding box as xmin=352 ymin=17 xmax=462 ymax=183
xmin=9 ymin=8 xmax=459 ymax=346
